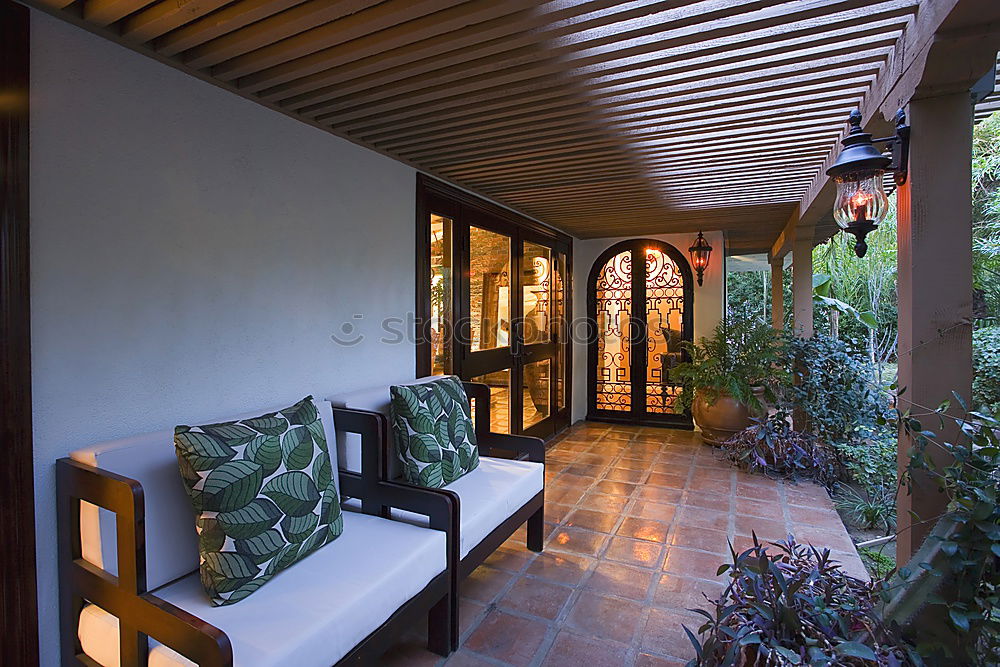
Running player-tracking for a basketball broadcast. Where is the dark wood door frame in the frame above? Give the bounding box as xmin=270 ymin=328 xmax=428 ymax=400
xmin=1 ymin=1 xmax=40 ymax=664
xmin=415 ymin=175 xmax=573 ymax=438
xmin=586 ymin=239 xmax=694 ymax=428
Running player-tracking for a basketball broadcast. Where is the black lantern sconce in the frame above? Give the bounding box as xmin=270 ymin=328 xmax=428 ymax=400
xmin=826 ymin=108 xmax=909 ymax=258
xmin=688 ymin=232 xmax=712 ymax=286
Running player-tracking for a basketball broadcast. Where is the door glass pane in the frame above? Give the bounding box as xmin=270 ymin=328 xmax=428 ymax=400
xmin=645 ymin=247 xmax=685 ymax=414
xmin=554 ymin=252 xmax=566 ymax=410
xmin=430 ymin=214 xmax=453 ymax=375
xmin=523 ymin=359 xmax=550 ymax=429
xmin=469 ymin=226 xmax=510 ymax=352
xmin=522 ymin=242 xmax=551 ymax=345
xmin=595 ymin=250 xmax=631 ymax=412
xmin=469 ymin=370 xmax=511 ymax=434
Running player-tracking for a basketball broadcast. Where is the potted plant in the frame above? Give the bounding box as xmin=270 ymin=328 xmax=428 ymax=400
xmin=670 ymin=320 xmax=785 ymax=445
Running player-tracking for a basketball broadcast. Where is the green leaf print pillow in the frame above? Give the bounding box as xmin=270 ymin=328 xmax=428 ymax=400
xmin=174 ymin=396 xmax=343 ymax=606
xmin=389 ymin=376 xmax=480 ymax=488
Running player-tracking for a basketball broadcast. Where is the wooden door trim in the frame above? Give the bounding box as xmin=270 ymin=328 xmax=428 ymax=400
xmin=1 ymin=1 xmax=40 ymax=663
xmin=415 ymin=175 xmax=573 ymax=438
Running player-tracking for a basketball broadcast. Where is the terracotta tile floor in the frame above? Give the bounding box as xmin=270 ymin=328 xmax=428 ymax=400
xmin=381 ymin=422 xmax=866 ymax=666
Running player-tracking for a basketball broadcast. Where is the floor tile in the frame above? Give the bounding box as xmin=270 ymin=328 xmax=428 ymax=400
xmin=584 ymin=561 xmax=655 ymax=601
xmin=617 ymin=517 xmax=671 ymax=543
xmin=627 ymin=500 xmax=677 ymax=523
xmin=462 ymin=565 xmax=513 ymax=603
xmin=563 ymin=508 xmax=620 ymax=533
xmin=498 ymin=576 xmax=573 ymax=620
xmin=541 ymin=630 xmax=631 ymax=667
xmin=641 ymin=608 xmax=701 ymax=659
xmin=548 ymin=526 xmax=608 ymax=556
xmin=674 ymin=505 xmax=730 ymax=531
xmin=565 ymin=591 xmax=645 ymax=644
xmin=654 ymin=573 xmax=726 ymax=611
xmin=464 ymin=610 xmax=547 ymax=666
xmin=662 ymin=547 xmax=727 ymax=580
xmin=604 ymin=535 xmax=664 ymax=567
xmin=669 ymin=524 xmax=729 ymax=554
xmin=525 ymin=551 xmax=594 ymax=586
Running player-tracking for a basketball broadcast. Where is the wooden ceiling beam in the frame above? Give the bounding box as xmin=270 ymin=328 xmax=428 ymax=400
xmin=310 ymin=29 xmax=898 ymax=128
xmin=83 ymin=0 xmax=158 ymax=26
xmin=120 ymin=0 xmax=233 ymax=43
xmin=256 ymin=0 xmax=662 ymax=101
xmin=347 ymin=63 xmax=881 ymax=140
xmin=441 ymin=127 xmax=842 ymax=181
xmin=243 ymin=0 xmax=780 ymax=95
xmin=155 ymin=0 xmax=308 ymax=56
xmin=180 ymin=0 xmax=388 ymax=70
xmin=272 ymin=0 xmax=909 ymax=111
xmin=382 ymin=83 xmax=869 ymax=155
xmin=418 ymin=112 xmax=849 ymax=172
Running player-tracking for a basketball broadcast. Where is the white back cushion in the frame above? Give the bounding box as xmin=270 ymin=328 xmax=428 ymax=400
xmin=327 ymin=376 xmax=442 ymax=480
xmin=71 ymin=400 xmax=338 ymax=590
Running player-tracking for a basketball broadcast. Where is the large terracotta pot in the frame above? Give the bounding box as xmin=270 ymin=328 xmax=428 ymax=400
xmin=692 ymin=386 xmax=765 ymax=446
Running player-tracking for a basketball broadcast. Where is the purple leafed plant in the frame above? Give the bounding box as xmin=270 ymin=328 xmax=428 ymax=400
xmin=684 ymin=535 xmax=919 ymax=666
xmin=723 ymin=410 xmax=840 ymax=490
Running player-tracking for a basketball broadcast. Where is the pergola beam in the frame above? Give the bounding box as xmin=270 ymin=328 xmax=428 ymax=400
xmin=789 ymin=0 xmax=1000 ymax=245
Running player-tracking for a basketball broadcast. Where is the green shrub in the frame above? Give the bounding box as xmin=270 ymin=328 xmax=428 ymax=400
xmin=973 ymin=326 xmax=1000 ymax=414
xmin=858 ymin=547 xmax=895 ymax=579
xmin=671 ymin=319 xmax=786 ymax=412
xmin=784 ymin=333 xmax=888 ymax=446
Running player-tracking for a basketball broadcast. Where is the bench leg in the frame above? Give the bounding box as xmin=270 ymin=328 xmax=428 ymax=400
xmin=427 ymin=595 xmax=452 ymax=657
xmin=526 ymin=506 xmax=544 ymax=553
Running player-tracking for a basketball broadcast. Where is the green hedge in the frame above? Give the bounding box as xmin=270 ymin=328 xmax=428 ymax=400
xmin=973 ymin=327 xmax=1000 ymax=414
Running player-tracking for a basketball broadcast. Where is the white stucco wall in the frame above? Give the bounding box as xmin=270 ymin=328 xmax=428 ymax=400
xmin=570 ymin=232 xmax=726 ymax=422
xmin=29 ymin=12 xmax=421 ymax=660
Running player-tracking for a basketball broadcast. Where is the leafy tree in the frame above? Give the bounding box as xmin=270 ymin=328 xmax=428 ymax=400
xmin=972 ymin=111 xmax=1000 ymax=317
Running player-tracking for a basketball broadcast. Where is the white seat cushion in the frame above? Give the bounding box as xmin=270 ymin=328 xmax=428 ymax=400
xmin=79 ymin=511 xmax=446 ymax=667
xmin=345 ymin=456 xmax=543 ymax=558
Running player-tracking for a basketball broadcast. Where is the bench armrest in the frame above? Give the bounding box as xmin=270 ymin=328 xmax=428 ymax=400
xmin=57 ymin=458 xmax=233 ymax=667
xmin=476 ymin=432 xmax=546 ymax=464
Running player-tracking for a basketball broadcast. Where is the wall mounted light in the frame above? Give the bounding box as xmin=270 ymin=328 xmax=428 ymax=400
xmin=826 ymin=109 xmax=909 ymax=258
xmin=688 ymin=232 xmax=712 ymax=286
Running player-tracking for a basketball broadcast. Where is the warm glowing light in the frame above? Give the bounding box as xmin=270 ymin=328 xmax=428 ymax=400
xmin=688 ymin=232 xmax=712 ymax=286
xmin=832 ymin=172 xmax=888 ymax=229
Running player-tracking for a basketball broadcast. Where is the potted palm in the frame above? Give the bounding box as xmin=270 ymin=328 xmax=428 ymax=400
xmin=670 ymin=320 xmax=785 ymax=445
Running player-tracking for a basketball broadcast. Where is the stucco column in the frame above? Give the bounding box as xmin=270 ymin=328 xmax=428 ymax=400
xmin=896 ymin=92 xmax=974 ymax=561
xmin=791 ymin=236 xmax=813 ymax=338
xmin=770 ymin=257 xmax=784 ymax=330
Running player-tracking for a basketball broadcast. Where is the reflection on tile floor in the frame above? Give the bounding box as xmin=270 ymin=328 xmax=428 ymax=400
xmin=382 ymin=422 xmax=866 ymax=666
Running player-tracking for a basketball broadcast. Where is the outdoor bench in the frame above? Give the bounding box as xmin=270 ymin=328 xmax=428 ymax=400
xmin=57 ymin=400 xmax=457 ymax=666
xmin=328 ymin=378 xmax=545 ymax=584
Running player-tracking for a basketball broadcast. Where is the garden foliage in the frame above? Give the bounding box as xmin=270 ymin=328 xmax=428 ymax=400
xmin=685 ymin=536 xmax=919 ymax=666
xmin=972 ymin=326 xmax=1000 ymax=415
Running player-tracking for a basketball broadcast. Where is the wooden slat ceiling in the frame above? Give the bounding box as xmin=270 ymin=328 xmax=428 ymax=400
xmin=29 ymin=0 xmax=952 ymax=252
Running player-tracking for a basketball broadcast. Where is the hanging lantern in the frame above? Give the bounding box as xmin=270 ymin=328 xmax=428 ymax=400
xmin=826 ymin=109 xmax=909 ymax=258
xmin=688 ymin=232 xmax=712 ymax=286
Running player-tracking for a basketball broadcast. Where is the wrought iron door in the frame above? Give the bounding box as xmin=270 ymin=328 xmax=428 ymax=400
xmin=587 ymin=240 xmax=694 ymax=427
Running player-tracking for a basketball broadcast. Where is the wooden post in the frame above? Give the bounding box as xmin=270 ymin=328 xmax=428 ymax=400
xmin=769 ymin=257 xmax=784 ymax=330
xmin=896 ymin=92 xmax=974 ymax=561
xmin=791 ymin=236 xmax=813 ymax=338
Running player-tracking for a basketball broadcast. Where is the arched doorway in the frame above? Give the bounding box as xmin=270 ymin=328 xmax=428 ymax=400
xmin=587 ymin=240 xmax=694 ymax=427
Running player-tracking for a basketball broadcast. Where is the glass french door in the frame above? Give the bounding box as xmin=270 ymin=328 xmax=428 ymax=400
xmin=587 ymin=240 xmax=693 ymax=427
xmin=418 ymin=181 xmax=570 ymax=439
